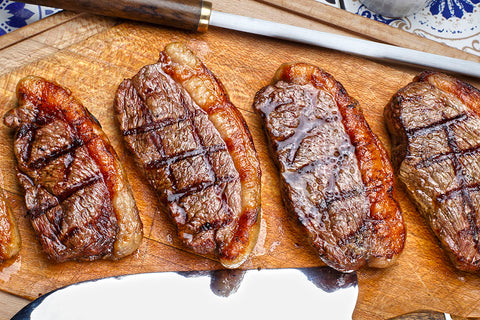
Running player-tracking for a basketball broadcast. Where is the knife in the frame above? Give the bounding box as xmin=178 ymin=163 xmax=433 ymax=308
xmin=10 ymin=266 xmax=475 ymax=320
xmin=15 ymin=0 xmax=480 ymax=78
xmin=11 ymin=267 xmax=359 ymax=320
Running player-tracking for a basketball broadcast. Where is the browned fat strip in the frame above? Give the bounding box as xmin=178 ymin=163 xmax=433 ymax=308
xmin=254 ymin=62 xmax=405 ymax=272
xmin=4 ymin=76 xmax=142 ymax=262
xmin=385 ymin=71 xmax=480 ymax=272
xmin=114 ymin=43 xmax=261 ymax=268
xmin=0 ymin=187 xmax=21 ymax=262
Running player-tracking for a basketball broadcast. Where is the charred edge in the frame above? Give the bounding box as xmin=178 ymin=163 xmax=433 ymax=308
xmin=85 ymin=109 xmax=102 ymax=128
xmin=384 ymin=95 xmax=409 ymax=172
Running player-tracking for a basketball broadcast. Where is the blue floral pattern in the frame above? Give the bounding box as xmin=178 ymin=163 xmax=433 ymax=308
xmin=0 ymin=0 xmax=59 ymax=35
xmin=429 ymin=0 xmax=480 ymax=19
xmin=348 ymin=0 xmax=480 ymax=57
xmin=4 ymin=2 xmax=33 ymax=29
xmin=356 ymin=6 xmax=400 ymax=24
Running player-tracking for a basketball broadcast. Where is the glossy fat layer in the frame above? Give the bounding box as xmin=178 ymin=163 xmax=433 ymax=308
xmin=254 ymin=62 xmax=405 ymax=272
xmin=115 ymin=43 xmax=261 ymax=268
xmin=4 ymin=76 xmax=142 ymax=262
xmin=385 ymin=71 xmax=480 ymax=272
xmin=0 ymin=188 xmax=21 ymax=262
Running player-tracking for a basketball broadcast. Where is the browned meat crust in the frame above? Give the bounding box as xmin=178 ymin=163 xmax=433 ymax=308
xmin=385 ymin=71 xmax=480 ymax=272
xmin=0 ymin=187 xmax=21 ymax=262
xmin=4 ymin=76 xmax=142 ymax=262
xmin=254 ymin=62 xmax=405 ymax=272
xmin=114 ymin=43 xmax=261 ymax=268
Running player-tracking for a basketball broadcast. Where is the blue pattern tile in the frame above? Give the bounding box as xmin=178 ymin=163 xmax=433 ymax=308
xmin=0 ymin=0 xmax=60 ymax=35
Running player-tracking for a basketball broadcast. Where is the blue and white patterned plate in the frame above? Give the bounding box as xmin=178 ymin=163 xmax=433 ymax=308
xmin=320 ymin=0 xmax=480 ymax=56
xmin=0 ymin=0 xmax=59 ymax=35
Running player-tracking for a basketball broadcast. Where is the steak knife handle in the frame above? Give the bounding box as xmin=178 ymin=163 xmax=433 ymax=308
xmin=15 ymin=0 xmax=212 ymax=32
xmin=388 ymin=310 xmax=474 ymax=320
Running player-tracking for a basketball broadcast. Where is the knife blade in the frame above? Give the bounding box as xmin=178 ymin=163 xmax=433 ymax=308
xmin=15 ymin=0 xmax=480 ymax=78
xmin=11 ymin=267 xmax=358 ymax=320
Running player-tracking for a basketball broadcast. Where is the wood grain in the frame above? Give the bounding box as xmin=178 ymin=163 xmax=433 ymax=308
xmin=1 ymin=3 xmax=480 ymax=320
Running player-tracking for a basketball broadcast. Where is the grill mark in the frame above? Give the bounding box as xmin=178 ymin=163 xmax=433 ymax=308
xmin=315 ymin=188 xmax=364 ymax=212
xmin=189 ymin=110 xmax=217 ymax=192
xmin=270 ymin=86 xmax=341 ymax=166
xmin=58 ymin=226 xmax=80 ymax=244
xmin=404 ymin=109 xmax=480 ymax=248
xmin=416 ymin=144 xmax=480 ymax=169
xmin=27 ymin=175 xmax=103 ymax=218
xmin=435 ymin=119 xmax=480 ymax=249
xmin=167 ymin=174 xmax=239 ymax=203
xmin=406 ymin=113 xmax=467 ymax=137
xmin=132 ymin=83 xmax=177 ymax=191
xmin=296 ymin=146 xmax=355 ymax=175
xmin=437 ymin=183 xmax=480 ymax=203
xmin=56 ymin=175 xmax=102 ymax=203
xmin=29 ymin=205 xmax=53 ymax=219
xmin=18 ymin=126 xmax=35 ymax=165
xmin=281 ymin=114 xmax=340 ymax=166
xmin=146 ymin=143 xmax=227 ymax=170
xmin=127 ymin=73 xmax=241 ymax=239
xmin=28 ymin=138 xmax=83 ymax=170
xmin=19 ymin=109 xmax=64 ymax=165
xmin=122 ymin=116 xmax=180 ymax=136
xmin=272 ymin=85 xmax=370 ymax=250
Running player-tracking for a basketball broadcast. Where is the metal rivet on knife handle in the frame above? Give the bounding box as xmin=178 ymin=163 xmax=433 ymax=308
xmin=197 ymin=1 xmax=212 ymax=32
xmin=14 ymin=0 xmax=212 ymax=31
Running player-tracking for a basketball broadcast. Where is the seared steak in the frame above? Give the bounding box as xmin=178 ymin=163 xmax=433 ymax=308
xmin=4 ymin=76 xmax=143 ymax=262
xmin=253 ymin=63 xmax=405 ymax=272
xmin=0 ymin=187 xmax=21 ymax=262
xmin=114 ymin=43 xmax=261 ymax=268
xmin=385 ymin=71 xmax=480 ymax=272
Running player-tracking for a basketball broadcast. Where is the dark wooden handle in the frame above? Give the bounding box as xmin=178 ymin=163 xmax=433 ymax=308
xmin=15 ymin=0 xmax=212 ymax=31
xmin=388 ymin=310 xmax=475 ymax=320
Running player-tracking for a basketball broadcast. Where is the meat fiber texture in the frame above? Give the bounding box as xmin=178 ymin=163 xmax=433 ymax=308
xmin=4 ymin=76 xmax=143 ymax=262
xmin=254 ymin=62 xmax=405 ymax=272
xmin=385 ymin=71 xmax=480 ymax=272
xmin=0 ymin=186 xmax=21 ymax=262
xmin=114 ymin=43 xmax=261 ymax=268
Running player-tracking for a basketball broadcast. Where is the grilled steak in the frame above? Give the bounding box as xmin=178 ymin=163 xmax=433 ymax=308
xmin=4 ymin=76 xmax=143 ymax=262
xmin=385 ymin=71 xmax=480 ymax=272
xmin=114 ymin=43 xmax=261 ymax=268
xmin=253 ymin=62 xmax=405 ymax=272
xmin=0 ymin=187 xmax=21 ymax=262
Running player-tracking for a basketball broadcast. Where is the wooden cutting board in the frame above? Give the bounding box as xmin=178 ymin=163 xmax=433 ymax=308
xmin=1 ymin=4 xmax=480 ymax=320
